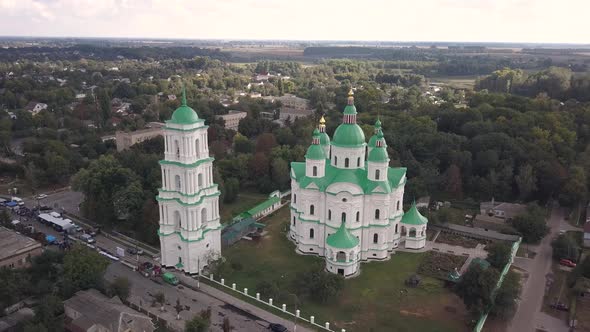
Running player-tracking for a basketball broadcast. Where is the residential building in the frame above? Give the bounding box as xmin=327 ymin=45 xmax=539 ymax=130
xmin=473 ymin=214 xmax=516 ymax=233
xmin=157 ymin=88 xmax=221 ymax=274
xmin=115 ymin=123 xmax=165 ymax=151
xmin=217 ymin=111 xmax=247 ymax=131
xmin=289 ymin=91 xmax=427 ymax=278
xmin=265 ymin=94 xmax=314 ymax=121
xmin=64 ymin=289 xmax=154 ymax=332
xmin=0 ymin=226 xmax=43 ymax=269
xmin=24 ymin=102 xmax=48 ymax=116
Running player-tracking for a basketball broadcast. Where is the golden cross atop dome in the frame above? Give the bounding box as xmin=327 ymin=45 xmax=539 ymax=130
xmin=348 ymin=88 xmax=354 ymax=96
xmin=347 ymin=88 xmax=354 ymax=105
xmin=319 ymin=116 xmax=326 ymax=125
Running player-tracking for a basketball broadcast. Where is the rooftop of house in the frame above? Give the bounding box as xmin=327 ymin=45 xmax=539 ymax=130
xmin=480 ymin=201 xmax=527 ymax=217
xmin=0 ymin=227 xmax=41 ymax=261
xmin=64 ymin=289 xmax=154 ymax=332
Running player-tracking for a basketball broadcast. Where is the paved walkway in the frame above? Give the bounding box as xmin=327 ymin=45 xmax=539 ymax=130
xmin=173 ymin=272 xmax=315 ymax=332
xmin=508 ymin=204 xmax=569 ymax=332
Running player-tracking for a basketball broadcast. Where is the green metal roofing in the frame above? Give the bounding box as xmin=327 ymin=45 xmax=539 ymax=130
xmin=326 ymin=222 xmax=359 ymax=249
xmin=343 ymin=104 xmax=357 ymax=115
xmin=374 ymin=118 xmax=382 ymax=128
xmin=305 ymin=144 xmax=326 ymax=160
xmin=245 ymin=196 xmax=280 ymax=217
xmin=319 ymin=132 xmax=330 ymax=145
xmin=401 ymin=202 xmax=428 ymax=225
xmin=291 ymin=161 xmax=406 ymax=194
xmin=167 ymin=88 xmax=200 ymax=124
xmin=332 ymin=124 xmax=366 ymax=147
xmin=368 ymin=146 xmax=389 ymax=163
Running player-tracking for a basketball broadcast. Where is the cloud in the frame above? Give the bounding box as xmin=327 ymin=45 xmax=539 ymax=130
xmin=0 ymin=0 xmax=589 ymax=43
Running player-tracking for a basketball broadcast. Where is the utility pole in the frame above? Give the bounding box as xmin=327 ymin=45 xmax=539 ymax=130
xmin=197 ymin=257 xmax=200 ymax=289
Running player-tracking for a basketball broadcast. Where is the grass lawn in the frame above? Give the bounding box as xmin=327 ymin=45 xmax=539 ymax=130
xmin=542 ymin=263 xmax=570 ymax=321
xmin=435 ymin=232 xmax=486 ymax=249
xmin=218 ymin=206 xmax=469 ymax=332
xmin=219 ymin=190 xmax=268 ymax=224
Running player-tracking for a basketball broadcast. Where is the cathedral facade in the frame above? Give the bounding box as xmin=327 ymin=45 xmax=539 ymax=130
xmin=157 ymin=89 xmax=221 ymax=274
xmin=289 ymin=91 xmax=428 ymax=277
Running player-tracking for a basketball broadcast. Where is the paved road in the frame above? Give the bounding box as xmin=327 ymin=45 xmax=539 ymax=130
xmin=508 ymin=204 xmax=568 ymax=332
xmin=23 ymin=189 xmax=83 ymax=216
xmin=105 ymin=263 xmax=268 ymax=332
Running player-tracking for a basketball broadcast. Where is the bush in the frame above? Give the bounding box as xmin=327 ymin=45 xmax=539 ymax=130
xmin=292 ymin=264 xmax=344 ymax=304
xmin=551 ymin=234 xmax=580 ymax=262
xmin=486 ymin=242 xmax=512 ymax=269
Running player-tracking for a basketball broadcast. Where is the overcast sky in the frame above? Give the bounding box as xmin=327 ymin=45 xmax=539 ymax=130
xmin=0 ymin=0 xmax=588 ymax=44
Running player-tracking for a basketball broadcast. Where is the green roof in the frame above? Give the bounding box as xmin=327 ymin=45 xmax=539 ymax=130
xmin=167 ymin=88 xmax=200 ymax=124
xmin=305 ymin=144 xmax=326 ymax=160
xmin=319 ymin=132 xmax=330 ymax=145
xmin=374 ymin=118 xmax=382 ymax=128
xmin=368 ymin=146 xmax=389 ymax=163
xmin=470 ymin=258 xmax=490 ymax=270
xmin=245 ymin=196 xmax=280 ymax=217
xmin=291 ymin=162 xmax=406 ymax=194
xmin=332 ymin=124 xmax=366 ymax=147
xmin=368 ymin=128 xmax=384 ymax=148
xmin=343 ymin=104 xmax=357 ymax=115
xmin=326 ymin=222 xmax=359 ymax=249
xmin=401 ymin=202 xmax=428 ymax=225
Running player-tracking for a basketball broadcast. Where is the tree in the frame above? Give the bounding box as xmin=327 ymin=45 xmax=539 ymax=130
xmin=109 ymin=277 xmax=131 ymax=301
xmin=153 ymin=291 xmax=166 ymax=312
xmin=256 ymin=133 xmax=278 ymax=154
xmin=512 ymin=204 xmax=549 ymax=243
xmin=454 ymin=264 xmax=499 ymax=316
xmin=256 ymin=280 xmax=280 ymax=300
xmin=486 ymin=242 xmax=512 ymax=269
xmin=233 ymin=132 xmax=254 ymax=154
xmin=444 ymin=164 xmax=463 ymax=197
xmin=223 ymin=178 xmax=239 ymax=203
xmin=27 ymin=295 xmax=64 ymax=331
xmin=515 ymin=164 xmax=536 ymax=201
xmin=271 ymin=158 xmax=289 ymax=190
xmin=490 ymin=270 xmax=520 ymax=319
xmin=185 ymin=308 xmax=211 ymax=332
xmin=112 ymin=182 xmax=145 ymax=220
xmin=551 ymin=234 xmax=580 ymax=262
xmin=559 ymin=166 xmax=588 ymax=207
xmin=292 ymin=264 xmax=344 ymax=304
xmin=62 ymin=245 xmax=109 ymax=296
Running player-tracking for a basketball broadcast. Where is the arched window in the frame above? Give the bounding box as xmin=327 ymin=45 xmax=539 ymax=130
xmin=309 ymin=228 xmax=314 ymax=239
xmin=174 ymin=140 xmax=180 ymax=159
xmin=309 ymin=205 xmax=315 ymax=215
xmin=409 ymin=228 xmax=417 ymax=238
xmin=373 ymin=233 xmax=379 ymax=244
xmin=375 ymin=209 xmax=380 ymax=219
xmin=397 ymin=200 xmax=400 ymax=211
xmin=395 ymin=224 xmax=398 ymax=234
xmin=198 ymin=173 xmax=203 ymax=187
xmin=312 ymin=166 xmax=317 ymax=176
xmin=175 ymin=175 xmax=181 ymax=191
xmin=293 ymin=194 xmax=297 ymax=204
xmin=344 ymin=158 xmax=349 ymax=168
xmin=341 ymin=212 xmax=346 ymax=224
xmin=174 ymin=211 xmax=181 ymax=231
xmin=357 ymin=157 xmax=360 ymax=167
xmin=336 ymin=251 xmax=346 ymax=261
xmin=201 ymin=208 xmax=207 ymax=225
xmin=335 ymin=156 xmax=338 ymax=166
xmin=328 ymin=210 xmax=332 ymax=220
xmin=292 ymin=217 xmax=296 ymax=226
xmin=375 ymin=169 xmax=380 ymax=180
xmin=195 ymin=139 xmax=200 ymax=158
xmin=356 ymin=211 xmax=360 ymax=222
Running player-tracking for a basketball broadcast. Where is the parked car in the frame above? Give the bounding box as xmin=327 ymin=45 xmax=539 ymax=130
xmin=268 ymin=323 xmax=288 ymax=332
xmin=72 ymin=224 xmax=83 ymax=232
xmin=79 ymin=234 xmax=95 ymax=244
xmin=36 ymin=194 xmax=48 ymax=199
xmin=559 ymin=259 xmax=576 ymax=267
xmin=127 ymin=247 xmax=145 ymax=256
xmin=550 ymin=302 xmax=569 ymax=311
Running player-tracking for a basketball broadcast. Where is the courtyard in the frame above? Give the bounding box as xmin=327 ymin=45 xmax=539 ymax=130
xmin=214 ymin=206 xmax=469 ymax=332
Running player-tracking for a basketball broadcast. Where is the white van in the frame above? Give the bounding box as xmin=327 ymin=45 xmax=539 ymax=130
xmin=11 ymin=197 xmax=24 ymax=206
xmin=80 ymin=234 xmax=95 ymax=244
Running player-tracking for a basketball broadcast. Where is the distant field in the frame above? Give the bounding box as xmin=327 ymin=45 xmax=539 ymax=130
xmin=217 ymin=206 xmax=469 ymax=332
xmin=430 ymin=76 xmax=477 ymax=90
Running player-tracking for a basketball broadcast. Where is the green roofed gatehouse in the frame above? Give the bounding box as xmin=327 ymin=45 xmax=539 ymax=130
xmin=289 ymin=89 xmax=428 ymax=277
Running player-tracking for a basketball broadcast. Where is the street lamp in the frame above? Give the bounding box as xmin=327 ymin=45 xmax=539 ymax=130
xmin=197 ymin=257 xmax=200 ymax=289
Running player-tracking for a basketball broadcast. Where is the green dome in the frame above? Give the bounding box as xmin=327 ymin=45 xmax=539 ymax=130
xmin=343 ymin=104 xmax=357 ymax=115
xmin=401 ymin=202 xmax=428 ymax=225
xmin=305 ymin=145 xmax=325 ymax=160
xmin=170 ymin=105 xmax=200 ymax=124
xmin=368 ymin=147 xmax=389 ymax=163
xmin=168 ymin=87 xmax=200 ymax=124
xmin=375 ymin=118 xmax=382 ymax=128
xmin=326 ymin=222 xmax=359 ymax=249
xmin=319 ymin=132 xmax=330 ymax=145
xmin=332 ymin=124 xmax=366 ymax=147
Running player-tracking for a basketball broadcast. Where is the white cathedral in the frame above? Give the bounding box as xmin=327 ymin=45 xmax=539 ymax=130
xmin=157 ymin=89 xmax=221 ymax=274
xmin=289 ymin=90 xmax=428 ymax=277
